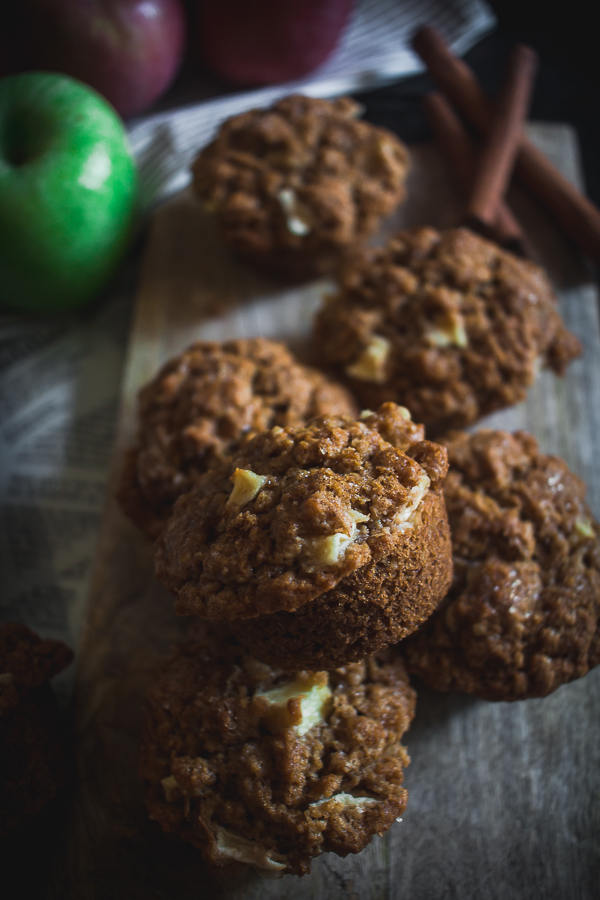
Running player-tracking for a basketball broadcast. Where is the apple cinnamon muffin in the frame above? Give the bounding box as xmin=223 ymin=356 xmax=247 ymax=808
xmin=0 ymin=623 xmax=73 ymax=836
xmin=117 ymin=338 xmax=356 ymax=541
xmin=138 ymin=625 xmax=416 ymax=877
xmin=404 ymin=430 xmax=600 ymax=701
xmin=155 ymin=402 xmax=452 ymax=670
xmin=312 ymin=227 xmax=581 ymax=435
xmin=192 ymin=94 xmax=410 ymax=279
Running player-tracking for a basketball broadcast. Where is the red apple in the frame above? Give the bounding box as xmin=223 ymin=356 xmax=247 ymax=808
xmin=196 ymin=0 xmax=354 ymax=86
xmin=0 ymin=0 xmax=187 ymax=119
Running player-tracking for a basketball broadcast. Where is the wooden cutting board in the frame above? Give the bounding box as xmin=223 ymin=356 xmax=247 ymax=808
xmin=53 ymin=124 xmax=600 ymax=899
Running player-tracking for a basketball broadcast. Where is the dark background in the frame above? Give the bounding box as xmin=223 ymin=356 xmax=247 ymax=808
xmin=355 ymin=0 xmax=600 ymax=274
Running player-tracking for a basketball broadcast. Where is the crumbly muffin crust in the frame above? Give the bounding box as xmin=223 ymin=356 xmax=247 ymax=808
xmin=117 ymin=338 xmax=356 ymax=540
xmin=192 ymin=94 xmax=410 ymax=279
xmin=139 ymin=626 xmax=416 ymax=876
xmin=155 ymin=403 xmax=452 ymax=669
xmin=404 ymin=430 xmax=600 ymax=701
xmin=0 ymin=622 xmax=73 ymax=717
xmin=312 ymin=227 xmax=581 ymax=435
xmin=0 ymin=623 xmax=73 ymax=836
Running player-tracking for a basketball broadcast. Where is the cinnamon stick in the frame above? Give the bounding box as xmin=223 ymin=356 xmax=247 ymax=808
xmin=423 ymin=92 xmax=529 ymax=256
xmin=462 ymin=44 xmax=537 ymax=238
xmin=413 ymin=26 xmax=600 ymax=268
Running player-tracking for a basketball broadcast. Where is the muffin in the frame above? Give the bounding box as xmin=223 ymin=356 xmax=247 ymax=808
xmin=312 ymin=227 xmax=581 ymax=435
xmin=192 ymin=94 xmax=410 ymax=279
xmin=117 ymin=338 xmax=357 ymax=540
xmin=154 ymin=402 xmax=452 ymax=670
xmin=0 ymin=623 xmax=73 ymax=836
xmin=404 ymin=429 xmax=600 ymax=701
xmin=139 ymin=625 xmax=416 ymax=877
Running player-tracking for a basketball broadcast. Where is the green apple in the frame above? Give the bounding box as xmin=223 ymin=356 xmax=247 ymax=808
xmin=0 ymin=72 xmax=137 ymax=313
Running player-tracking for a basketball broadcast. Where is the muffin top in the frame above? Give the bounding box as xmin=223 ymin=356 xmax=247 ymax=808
xmin=192 ymin=94 xmax=409 ymax=269
xmin=312 ymin=227 xmax=581 ymax=434
xmin=155 ymin=403 xmax=448 ymax=619
xmin=139 ymin=625 xmax=416 ymax=876
xmin=117 ymin=338 xmax=356 ymax=539
xmin=404 ymin=429 xmax=600 ymax=700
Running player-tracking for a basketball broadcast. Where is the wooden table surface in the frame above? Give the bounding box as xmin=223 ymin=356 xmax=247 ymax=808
xmin=52 ymin=123 xmax=600 ymax=900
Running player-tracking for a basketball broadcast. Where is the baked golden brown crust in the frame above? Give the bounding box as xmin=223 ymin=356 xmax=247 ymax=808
xmin=404 ymin=430 xmax=600 ymax=700
xmin=0 ymin=623 xmax=73 ymax=836
xmin=192 ymin=95 xmax=410 ymax=279
xmin=230 ymin=489 xmax=451 ymax=670
xmin=138 ymin=626 xmax=416 ymax=876
xmin=117 ymin=338 xmax=357 ymax=540
xmin=312 ymin=227 xmax=582 ymax=435
xmin=155 ymin=403 xmax=452 ymax=670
